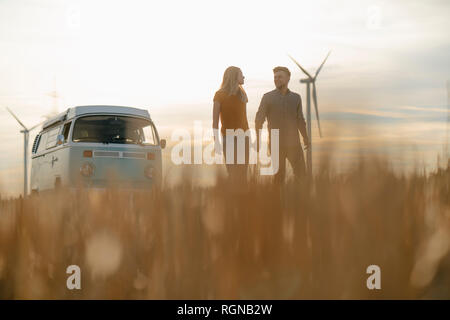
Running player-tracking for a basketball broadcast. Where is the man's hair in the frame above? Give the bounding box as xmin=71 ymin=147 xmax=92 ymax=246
xmin=273 ymin=66 xmax=291 ymax=77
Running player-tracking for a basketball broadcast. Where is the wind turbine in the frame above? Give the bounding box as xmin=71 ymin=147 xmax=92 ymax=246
xmin=444 ymin=80 xmax=450 ymax=163
xmin=288 ymin=51 xmax=331 ymax=176
xmin=47 ymin=76 xmax=60 ymax=118
xmin=5 ymin=108 xmax=43 ymax=197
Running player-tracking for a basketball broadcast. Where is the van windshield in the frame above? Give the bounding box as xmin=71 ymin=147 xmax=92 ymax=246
xmin=72 ymin=115 xmax=158 ymax=145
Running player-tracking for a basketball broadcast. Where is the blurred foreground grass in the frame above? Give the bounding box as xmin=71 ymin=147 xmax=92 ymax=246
xmin=0 ymin=153 xmax=449 ymax=299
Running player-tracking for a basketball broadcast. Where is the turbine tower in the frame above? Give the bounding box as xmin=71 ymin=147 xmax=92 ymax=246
xmin=6 ymin=108 xmax=42 ymax=197
xmin=288 ymin=51 xmax=331 ymax=176
xmin=47 ymin=76 xmax=60 ymax=117
xmin=446 ymin=80 xmax=449 ymax=160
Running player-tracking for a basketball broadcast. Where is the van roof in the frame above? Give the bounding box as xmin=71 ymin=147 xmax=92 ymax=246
xmin=42 ymin=105 xmax=151 ymax=129
xmin=68 ymin=105 xmax=151 ymax=120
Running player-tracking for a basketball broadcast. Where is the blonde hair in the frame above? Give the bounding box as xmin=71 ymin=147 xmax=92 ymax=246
xmin=219 ymin=66 xmax=248 ymax=103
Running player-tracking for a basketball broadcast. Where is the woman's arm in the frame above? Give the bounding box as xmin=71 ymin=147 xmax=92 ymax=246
xmin=212 ymin=101 xmax=221 ymax=150
xmin=213 ymin=101 xmax=221 ymax=130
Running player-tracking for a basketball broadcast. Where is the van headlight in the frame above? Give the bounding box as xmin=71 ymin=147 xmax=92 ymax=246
xmin=80 ymin=162 xmax=95 ymax=177
xmin=144 ymin=165 xmax=154 ymax=179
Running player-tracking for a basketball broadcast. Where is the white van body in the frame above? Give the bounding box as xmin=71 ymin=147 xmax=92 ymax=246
xmin=30 ymin=105 xmax=165 ymax=192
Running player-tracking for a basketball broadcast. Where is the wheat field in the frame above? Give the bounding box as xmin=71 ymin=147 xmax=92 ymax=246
xmin=0 ymin=151 xmax=449 ymax=299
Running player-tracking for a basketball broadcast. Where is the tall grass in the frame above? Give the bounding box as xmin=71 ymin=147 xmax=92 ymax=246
xmin=0 ymin=152 xmax=449 ymax=299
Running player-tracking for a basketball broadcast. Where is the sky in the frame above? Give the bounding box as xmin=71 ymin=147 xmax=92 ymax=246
xmin=0 ymin=0 xmax=449 ymax=196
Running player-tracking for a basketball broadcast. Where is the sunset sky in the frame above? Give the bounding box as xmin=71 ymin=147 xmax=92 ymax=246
xmin=0 ymin=0 xmax=449 ymax=196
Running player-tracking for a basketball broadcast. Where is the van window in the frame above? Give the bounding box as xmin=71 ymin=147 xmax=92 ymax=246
xmin=142 ymin=124 xmax=157 ymax=145
xmin=72 ymin=115 xmax=157 ymax=145
xmin=32 ymin=134 xmax=41 ymax=154
xmin=45 ymin=126 xmax=61 ymax=149
xmin=62 ymin=122 xmax=72 ymax=143
xmin=36 ymin=132 xmax=48 ymax=153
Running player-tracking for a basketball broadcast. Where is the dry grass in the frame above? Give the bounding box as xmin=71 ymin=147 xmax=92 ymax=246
xmin=0 ymin=151 xmax=449 ymax=299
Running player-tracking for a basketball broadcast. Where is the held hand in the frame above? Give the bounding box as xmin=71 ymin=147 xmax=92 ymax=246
xmin=256 ymin=128 xmax=262 ymax=153
xmin=304 ymin=140 xmax=310 ymax=151
xmin=213 ymin=130 xmax=222 ymax=154
xmin=214 ymin=139 xmax=222 ymax=155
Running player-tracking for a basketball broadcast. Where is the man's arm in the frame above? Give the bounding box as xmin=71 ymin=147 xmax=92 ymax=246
xmin=296 ymin=95 xmax=310 ymax=148
xmin=255 ymin=94 xmax=268 ymax=152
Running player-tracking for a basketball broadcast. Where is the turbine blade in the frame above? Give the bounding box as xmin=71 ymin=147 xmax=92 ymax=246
xmin=312 ymin=83 xmax=323 ymax=138
xmin=287 ymin=54 xmax=313 ymax=79
xmin=29 ymin=120 xmax=44 ymax=132
xmin=6 ymin=107 xmax=27 ymax=130
xmin=314 ymin=50 xmax=331 ymax=79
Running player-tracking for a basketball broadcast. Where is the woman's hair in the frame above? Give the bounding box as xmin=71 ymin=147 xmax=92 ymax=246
xmin=219 ymin=66 xmax=248 ymax=103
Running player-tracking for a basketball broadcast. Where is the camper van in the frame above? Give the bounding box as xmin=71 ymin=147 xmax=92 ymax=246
xmin=30 ymin=105 xmax=166 ymax=193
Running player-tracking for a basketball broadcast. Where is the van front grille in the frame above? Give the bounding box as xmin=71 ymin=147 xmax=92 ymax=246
xmin=94 ymin=151 xmax=120 ymax=157
xmin=93 ymin=151 xmax=146 ymax=159
xmin=123 ymin=152 xmax=145 ymax=159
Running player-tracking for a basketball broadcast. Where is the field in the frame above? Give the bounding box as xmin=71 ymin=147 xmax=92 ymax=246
xmin=0 ymin=151 xmax=449 ymax=299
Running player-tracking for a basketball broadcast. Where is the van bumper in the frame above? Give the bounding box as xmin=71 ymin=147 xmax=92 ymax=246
xmin=75 ymin=178 xmax=160 ymax=190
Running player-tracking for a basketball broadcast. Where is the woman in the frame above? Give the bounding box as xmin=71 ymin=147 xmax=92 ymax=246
xmin=212 ymin=66 xmax=250 ymax=181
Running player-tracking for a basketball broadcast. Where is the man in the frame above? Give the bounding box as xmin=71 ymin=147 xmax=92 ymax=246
xmin=255 ymin=66 xmax=310 ymax=184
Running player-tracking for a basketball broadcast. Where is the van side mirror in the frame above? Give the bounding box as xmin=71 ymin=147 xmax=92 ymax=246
xmin=56 ymin=134 xmax=65 ymax=146
xmin=160 ymin=139 xmax=166 ymax=149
